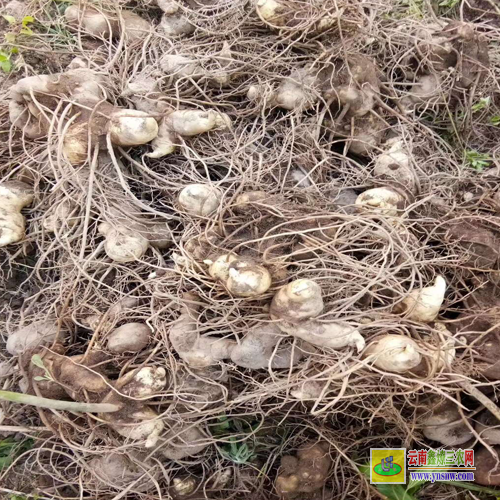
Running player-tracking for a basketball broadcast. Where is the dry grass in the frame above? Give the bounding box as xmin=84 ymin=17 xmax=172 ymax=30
xmin=0 ymin=0 xmax=500 ymax=499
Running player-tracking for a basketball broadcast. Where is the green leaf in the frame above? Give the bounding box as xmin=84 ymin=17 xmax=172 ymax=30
xmin=10 ymin=47 xmax=18 ymax=54
xmin=212 ymin=416 xmax=231 ymax=435
xmin=490 ymin=115 xmax=500 ymax=126
xmin=471 ymin=97 xmax=490 ymax=113
xmin=358 ymin=464 xmax=418 ymax=500
xmin=33 ymin=376 xmax=48 ymax=382
xmin=21 ymin=15 xmax=34 ymax=26
xmin=0 ymin=437 xmax=34 ymax=470
xmin=465 ymin=150 xmax=491 ymax=172
xmin=2 ymin=15 xmax=17 ymax=25
xmin=31 ymin=354 xmax=46 ymax=369
xmin=0 ymin=54 xmax=7 ymax=62
xmin=20 ymin=27 xmax=33 ymax=36
xmin=0 ymin=60 xmax=12 ymax=73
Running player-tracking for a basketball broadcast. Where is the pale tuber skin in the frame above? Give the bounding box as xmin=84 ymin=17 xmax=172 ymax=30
xmin=207 ymin=254 xmax=238 ymax=281
xmin=394 ymin=276 xmax=446 ymax=323
xmin=9 ymin=66 xmax=158 ymax=162
xmin=206 ymin=255 xmax=272 ymax=297
xmin=65 ymin=5 xmax=119 ymax=38
xmin=169 ymin=293 xmax=236 ymax=368
xmin=88 ymin=452 xmax=159 ymax=493
xmin=98 ymin=222 xmax=150 ymax=263
xmin=100 ymin=367 xmax=166 ymax=448
xmin=271 ymin=280 xmax=324 ymax=323
xmin=178 ymin=184 xmax=222 ymax=217
xmin=421 ymin=398 xmax=473 ymax=446
xmin=248 ymin=65 xmax=320 ymax=111
xmin=256 ymin=0 xmax=286 ymax=26
xmin=363 ymin=335 xmax=422 ymax=373
xmin=161 ymin=422 xmax=209 ymax=460
xmin=6 ymin=320 xmax=65 ymax=356
xmin=65 ymin=6 xmax=151 ymax=42
xmin=107 ymin=323 xmax=151 ymax=354
xmin=158 ymin=1 xmax=195 ymax=37
xmin=160 ymin=43 xmax=234 ymax=87
xmin=355 ymin=187 xmax=405 ymax=217
xmin=115 ymin=366 xmax=167 ymax=398
xmin=373 ymin=138 xmax=417 ymax=194
xmin=255 ymin=0 xmax=339 ymax=34
xmin=230 ymin=323 xmax=312 ymax=369
xmin=0 ymin=181 xmax=34 ymax=247
xmin=98 ymin=218 xmax=172 ymax=263
xmin=401 ymin=74 xmax=444 ymax=111
xmin=42 ymin=200 xmax=79 ymax=233
xmin=108 ymin=109 xmax=159 ymax=146
xmin=270 ymin=280 xmax=365 ymax=351
xmin=147 ymin=109 xmax=231 ymax=158
xmin=9 ymin=64 xmax=104 ymax=142
xmin=276 ymin=441 xmax=332 ymax=497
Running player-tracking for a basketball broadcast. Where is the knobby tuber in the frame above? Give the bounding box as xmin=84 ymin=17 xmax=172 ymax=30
xmin=157 ymin=1 xmax=195 ymax=37
xmin=169 ymin=293 xmax=236 ymax=367
xmin=206 ymin=254 xmax=272 ymax=297
xmin=255 ymin=0 xmax=340 ymax=34
xmin=87 ymin=452 xmax=159 ymax=492
xmin=248 ymin=64 xmax=322 ymax=111
xmin=394 ymin=276 xmax=446 ymax=323
xmin=115 ymin=366 xmax=167 ymax=398
xmin=160 ymin=43 xmax=234 ymax=87
xmin=147 ymin=109 xmax=231 ymax=158
xmin=98 ymin=214 xmax=171 ymax=263
xmin=421 ymin=398 xmax=473 ymax=446
xmin=373 ymin=138 xmax=417 ymax=194
xmin=106 ymin=323 xmax=151 ymax=354
xmin=355 ymin=187 xmax=405 ymax=217
xmin=270 ymin=279 xmax=365 ymax=351
xmin=177 ymin=184 xmax=222 ymax=217
xmin=7 ymin=320 xmax=64 ymax=356
xmin=363 ymin=335 xmax=422 ymax=373
xmin=9 ymin=66 xmax=159 ymax=164
xmin=0 ymin=181 xmax=34 ymax=247
xmin=275 ymin=441 xmax=332 ymax=498
xmin=65 ymin=5 xmax=151 ymax=42
xmin=230 ymin=323 xmax=312 ymax=369
xmin=100 ymin=366 xmax=166 ymax=448
xmin=161 ymin=422 xmax=210 ymax=460
xmin=42 ymin=200 xmax=79 ymax=233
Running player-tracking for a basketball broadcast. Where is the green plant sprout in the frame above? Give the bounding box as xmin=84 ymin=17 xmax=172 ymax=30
xmin=465 ymin=150 xmax=492 ymax=172
xmin=471 ymin=97 xmax=490 ymax=113
xmin=0 ymin=14 xmax=35 ymax=72
xmin=0 ymin=389 xmax=120 ymax=413
xmin=31 ymin=354 xmax=54 ymax=383
xmin=218 ymin=437 xmax=257 ymax=465
xmin=490 ymin=115 xmax=500 ymax=126
xmin=438 ymin=0 xmax=459 ymax=8
xmin=0 ymin=437 xmax=34 ymax=470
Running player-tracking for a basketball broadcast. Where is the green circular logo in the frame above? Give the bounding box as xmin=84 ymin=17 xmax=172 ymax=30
xmin=373 ymin=463 xmax=402 ymax=477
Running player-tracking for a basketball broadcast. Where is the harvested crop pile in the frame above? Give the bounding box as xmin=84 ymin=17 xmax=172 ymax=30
xmin=0 ymin=0 xmax=500 ymax=499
